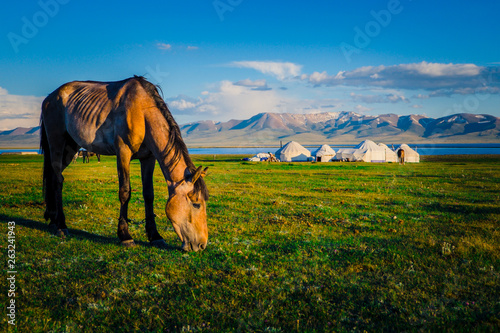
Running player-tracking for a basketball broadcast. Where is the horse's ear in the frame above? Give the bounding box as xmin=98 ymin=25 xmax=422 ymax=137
xmin=191 ymin=166 xmax=208 ymax=184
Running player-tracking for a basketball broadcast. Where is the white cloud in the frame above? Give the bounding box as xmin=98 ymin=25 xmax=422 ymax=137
xmin=163 ymin=61 xmax=500 ymax=123
xmin=309 ymin=71 xmax=330 ymax=85
xmin=167 ymin=81 xmax=346 ymax=122
xmin=354 ymin=105 xmax=372 ymax=113
xmin=0 ymin=87 xmax=43 ymax=130
xmin=168 ymin=81 xmax=282 ymax=120
xmin=303 ymin=61 xmax=500 ymax=93
xmin=156 ymin=42 xmax=172 ymax=50
xmin=350 ymin=92 xmax=409 ymax=104
xmin=169 ymin=99 xmax=198 ymax=110
xmin=386 ymin=94 xmax=409 ymax=103
xmin=398 ymin=62 xmax=481 ymax=77
xmin=233 ymin=79 xmax=271 ymax=90
xmin=155 ymin=43 xmax=200 ymax=52
xmin=231 ymin=61 xmax=302 ymax=80
xmin=234 ymin=78 xmax=266 ymax=87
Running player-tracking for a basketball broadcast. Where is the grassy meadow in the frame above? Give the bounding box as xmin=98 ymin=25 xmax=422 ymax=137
xmin=1 ymin=153 xmax=499 ymax=332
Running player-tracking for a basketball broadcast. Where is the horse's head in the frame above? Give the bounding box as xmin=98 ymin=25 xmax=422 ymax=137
xmin=166 ymin=166 xmax=209 ymax=252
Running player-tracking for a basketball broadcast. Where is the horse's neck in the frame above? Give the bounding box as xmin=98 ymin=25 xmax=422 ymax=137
xmin=166 ymin=156 xmax=189 ymax=184
xmin=152 ymin=147 xmax=187 ymax=184
xmin=147 ymin=135 xmax=192 ymax=191
xmin=143 ymin=111 xmax=191 ymax=186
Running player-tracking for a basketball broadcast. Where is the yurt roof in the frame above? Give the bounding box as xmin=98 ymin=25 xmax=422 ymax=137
xmin=275 ymin=141 xmax=311 ymax=156
xmin=378 ymin=143 xmax=396 ymax=151
xmin=313 ymin=144 xmax=336 ymax=156
xmin=397 ymin=144 xmax=418 ymax=154
xmin=354 ymin=140 xmax=384 ymax=151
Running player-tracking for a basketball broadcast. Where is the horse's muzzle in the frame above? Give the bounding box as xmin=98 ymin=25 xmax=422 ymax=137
xmin=182 ymin=241 xmax=207 ymax=252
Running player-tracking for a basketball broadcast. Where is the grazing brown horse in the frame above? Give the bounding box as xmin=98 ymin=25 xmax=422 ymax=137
xmin=40 ymin=76 xmax=209 ymax=251
xmin=397 ymin=148 xmax=405 ymax=165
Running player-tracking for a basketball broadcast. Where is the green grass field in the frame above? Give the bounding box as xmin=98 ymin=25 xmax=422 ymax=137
xmin=1 ymin=154 xmax=499 ymax=332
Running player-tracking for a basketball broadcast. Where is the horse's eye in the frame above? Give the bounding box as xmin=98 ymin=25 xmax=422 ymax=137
xmin=192 ymin=203 xmax=201 ymax=209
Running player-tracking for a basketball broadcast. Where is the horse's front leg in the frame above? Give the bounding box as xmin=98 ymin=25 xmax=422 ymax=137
xmin=117 ymin=151 xmax=135 ymax=247
xmin=140 ymin=155 xmax=167 ymax=248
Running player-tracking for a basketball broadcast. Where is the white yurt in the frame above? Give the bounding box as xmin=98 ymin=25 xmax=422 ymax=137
xmin=275 ymin=141 xmax=311 ymax=162
xmin=351 ymin=140 xmax=386 ymax=162
xmin=396 ymin=144 xmax=420 ymax=163
xmin=378 ymin=143 xmax=398 ymax=163
xmin=248 ymin=152 xmax=270 ymax=162
xmin=336 ymin=148 xmax=353 ymax=161
xmin=313 ymin=144 xmax=336 ymax=162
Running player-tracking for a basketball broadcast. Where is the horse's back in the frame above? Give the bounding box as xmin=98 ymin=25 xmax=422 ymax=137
xmin=42 ymin=78 xmax=151 ymax=155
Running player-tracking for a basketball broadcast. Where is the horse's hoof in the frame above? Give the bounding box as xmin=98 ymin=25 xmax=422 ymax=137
xmin=56 ymin=229 xmax=69 ymax=238
xmin=150 ymin=239 xmax=168 ymax=249
xmin=121 ymin=239 xmax=136 ymax=247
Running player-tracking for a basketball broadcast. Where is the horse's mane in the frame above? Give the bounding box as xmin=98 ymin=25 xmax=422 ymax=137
xmin=133 ymin=76 xmax=208 ymax=200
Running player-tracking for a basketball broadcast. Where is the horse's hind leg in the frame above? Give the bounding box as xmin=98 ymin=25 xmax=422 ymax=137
xmin=45 ymin=138 xmax=79 ymax=237
xmin=43 ymin=151 xmax=57 ymax=224
xmin=140 ymin=155 xmax=166 ymax=247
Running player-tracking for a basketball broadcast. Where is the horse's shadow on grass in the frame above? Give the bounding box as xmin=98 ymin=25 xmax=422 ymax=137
xmin=0 ymin=214 xmax=179 ymax=251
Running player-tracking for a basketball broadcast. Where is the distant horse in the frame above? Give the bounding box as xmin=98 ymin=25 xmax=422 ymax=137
xmin=80 ymin=150 xmax=101 ymax=163
xmin=81 ymin=150 xmax=90 ymax=163
xmin=397 ymin=149 xmax=405 ymax=165
xmin=71 ymin=150 xmax=94 ymax=163
xmin=40 ymin=76 xmax=209 ymax=251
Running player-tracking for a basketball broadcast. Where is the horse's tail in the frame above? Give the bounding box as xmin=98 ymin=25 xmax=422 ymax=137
xmin=40 ymin=115 xmax=49 ymax=196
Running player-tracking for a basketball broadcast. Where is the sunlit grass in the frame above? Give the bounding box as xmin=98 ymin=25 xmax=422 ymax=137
xmin=0 ymin=154 xmax=499 ymax=331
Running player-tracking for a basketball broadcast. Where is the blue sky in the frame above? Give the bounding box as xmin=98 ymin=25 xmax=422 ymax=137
xmin=1 ymin=0 xmax=499 ymax=130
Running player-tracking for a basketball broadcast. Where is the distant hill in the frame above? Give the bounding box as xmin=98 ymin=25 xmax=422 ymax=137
xmin=0 ymin=126 xmax=40 ymax=148
xmin=0 ymin=127 xmax=40 ymax=136
xmin=179 ymin=112 xmax=500 ymax=146
xmin=1 ymin=112 xmax=499 ymax=148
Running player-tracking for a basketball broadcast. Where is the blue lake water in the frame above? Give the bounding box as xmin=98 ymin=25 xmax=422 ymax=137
xmin=2 ymin=144 xmax=500 ymax=156
xmin=190 ymin=144 xmax=500 ymax=156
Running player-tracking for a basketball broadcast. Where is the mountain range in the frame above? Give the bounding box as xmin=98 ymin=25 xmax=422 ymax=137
xmin=1 ymin=112 xmax=499 ymax=148
xmin=178 ymin=112 xmax=500 ymax=146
